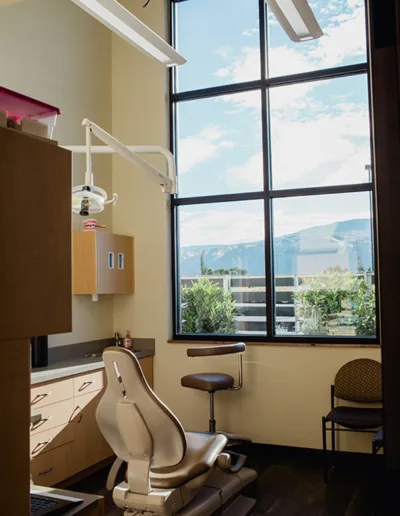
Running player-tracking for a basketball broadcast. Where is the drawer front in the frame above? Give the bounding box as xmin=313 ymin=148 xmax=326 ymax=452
xmin=74 ymin=370 xmax=104 ymax=397
xmin=31 ymin=398 xmax=75 ymax=435
xmin=31 ymin=423 xmax=74 ymax=457
xmin=31 ymin=443 xmax=72 ymax=487
xmin=31 ymin=378 xmax=74 ymax=408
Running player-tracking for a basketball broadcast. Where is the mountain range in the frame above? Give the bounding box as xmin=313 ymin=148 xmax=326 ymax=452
xmin=180 ymin=219 xmax=373 ymax=277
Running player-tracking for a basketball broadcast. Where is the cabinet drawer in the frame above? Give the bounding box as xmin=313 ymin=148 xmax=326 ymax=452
xmin=74 ymin=370 xmax=104 ymax=397
xmin=31 ymin=378 xmax=74 ymax=408
xmin=31 ymin=443 xmax=72 ymax=487
xmin=31 ymin=398 xmax=75 ymax=435
xmin=31 ymin=423 xmax=74 ymax=457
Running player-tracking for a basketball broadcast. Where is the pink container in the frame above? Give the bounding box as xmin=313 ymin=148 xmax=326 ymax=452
xmin=0 ymin=86 xmax=60 ymax=139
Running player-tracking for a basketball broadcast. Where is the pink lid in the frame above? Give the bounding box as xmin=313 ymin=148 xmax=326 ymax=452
xmin=0 ymin=86 xmax=60 ymax=121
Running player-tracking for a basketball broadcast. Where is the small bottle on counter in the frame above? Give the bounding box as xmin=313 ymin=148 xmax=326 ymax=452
xmin=123 ymin=330 xmax=132 ymax=350
xmin=114 ymin=332 xmax=121 ymax=347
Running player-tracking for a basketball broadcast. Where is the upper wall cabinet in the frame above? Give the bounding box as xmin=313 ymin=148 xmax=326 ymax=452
xmin=0 ymin=128 xmax=72 ymax=340
xmin=73 ymin=232 xmax=134 ymax=297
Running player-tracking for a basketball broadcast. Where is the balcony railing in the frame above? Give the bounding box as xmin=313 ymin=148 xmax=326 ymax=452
xmin=181 ymin=272 xmax=375 ymax=336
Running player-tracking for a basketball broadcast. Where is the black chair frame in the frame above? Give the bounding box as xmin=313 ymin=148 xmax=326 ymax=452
xmin=322 ymin=385 xmax=380 ymax=485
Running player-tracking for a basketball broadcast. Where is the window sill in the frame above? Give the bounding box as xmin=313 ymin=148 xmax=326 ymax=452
xmin=168 ymin=339 xmax=380 ymax=348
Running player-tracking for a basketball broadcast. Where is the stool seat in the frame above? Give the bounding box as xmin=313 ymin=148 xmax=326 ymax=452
xmin=181 ymin=373 xmax=234 ymax=392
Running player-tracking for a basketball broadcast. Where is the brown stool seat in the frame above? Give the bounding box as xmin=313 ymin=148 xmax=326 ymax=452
xmin=181 ymin=373 xmax=234 ymax=392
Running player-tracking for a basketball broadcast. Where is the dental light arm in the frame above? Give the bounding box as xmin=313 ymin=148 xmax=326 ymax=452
xmin=64 ymin=118 xmax=176 ymax=217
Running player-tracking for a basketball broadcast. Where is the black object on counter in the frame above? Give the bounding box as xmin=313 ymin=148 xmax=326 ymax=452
xmin=31 ymin=336 xmax=48 ymax=368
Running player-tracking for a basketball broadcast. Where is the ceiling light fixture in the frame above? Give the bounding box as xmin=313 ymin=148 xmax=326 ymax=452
xmin=265 ymin=0 xmax=323 ymax=42
xmin=70 ymin=0 xmax=186 ymax=66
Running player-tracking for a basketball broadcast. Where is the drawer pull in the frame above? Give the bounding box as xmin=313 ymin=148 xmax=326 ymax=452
xmin=31 ymin=392 xmax=51 ymax=405
xmin=39 ymin=467 xmax=53 ymax=476
xmin=31 ymin=416 xmax=51 ymax=431
xmin=71 ymin=405 xmax=84 ymax=423
xmin=32 ymin=439 xmax=52 ymax=454
xmin=78 ymin=380 xmax=95 ymax=392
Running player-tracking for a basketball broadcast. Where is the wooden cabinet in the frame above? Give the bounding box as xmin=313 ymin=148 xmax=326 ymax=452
xmin=73 ymin=232 xmax=134 ymax=296
xmin=0 ymin=127 xmax=72 ymax=340
xmin=30 ymin=357 xmax=153 ymax=486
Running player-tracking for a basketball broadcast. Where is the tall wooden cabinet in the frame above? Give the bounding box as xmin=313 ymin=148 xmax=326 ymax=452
xmin=0 ymin=127 xmax=72 ymax=514
xmin=73 ymin=232 xmax=134 ymax=296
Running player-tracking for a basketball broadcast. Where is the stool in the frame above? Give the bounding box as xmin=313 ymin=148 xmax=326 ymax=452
xmin=181 ymin=343 xmax=245 ymax=434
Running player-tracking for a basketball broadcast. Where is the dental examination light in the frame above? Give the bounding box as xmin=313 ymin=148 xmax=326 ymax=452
xmin=64 ymin=119 xmax=176 ymax=217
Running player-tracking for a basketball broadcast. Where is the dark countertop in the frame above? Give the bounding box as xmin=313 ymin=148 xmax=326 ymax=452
xmin=31 ymin=349 xmax=153 ymax=385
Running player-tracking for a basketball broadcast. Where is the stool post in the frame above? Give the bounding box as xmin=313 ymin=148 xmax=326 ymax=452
xmin=209 ymin=392 xmax=216 ymax=433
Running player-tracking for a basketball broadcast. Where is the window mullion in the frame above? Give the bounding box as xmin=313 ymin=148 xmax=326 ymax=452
xmin=261 ymin=83 xmax=275 ymax=338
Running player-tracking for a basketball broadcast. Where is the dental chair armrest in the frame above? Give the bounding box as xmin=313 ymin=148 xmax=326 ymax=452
xmin=187 ymin=343 xmax=246 ymax=357
xmin=217 ymin=451 xmax=247 ymax=474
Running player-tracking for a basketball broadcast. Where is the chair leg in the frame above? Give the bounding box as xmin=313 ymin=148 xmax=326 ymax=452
xmin=331 ymin=421 xmax=336 ymax=469
xmin=322 ymin=417 xmax=328 ymax=486
xmin=209 ymin=392 xmax=216 ymax=433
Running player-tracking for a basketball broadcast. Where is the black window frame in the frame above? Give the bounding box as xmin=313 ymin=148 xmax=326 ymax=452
xmin=169 ymin=0 xmax=380 ymax=345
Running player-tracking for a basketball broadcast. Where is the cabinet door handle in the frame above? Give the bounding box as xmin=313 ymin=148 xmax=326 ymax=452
xmin=118 ymin=253 xmax=124 ymax=270
xmin=31 ymin=392 xmax=51 ymax=405
xmin=108 ymin=252 xmax=115 ymax=269
xmin=39 ymin=467 xmax=53 ymax=476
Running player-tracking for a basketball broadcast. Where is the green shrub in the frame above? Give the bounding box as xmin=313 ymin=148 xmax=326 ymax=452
xmin=181 ymin=277 xmax=238 ymax=334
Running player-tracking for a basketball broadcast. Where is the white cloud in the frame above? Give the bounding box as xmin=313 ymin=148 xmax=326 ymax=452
xmin=215 ymin=46 xmax=260 ymax=84
xmin=242 ymin=28 xmax=259 ymax=37
xmin=178 ymin=126 xmax=234 ymax=176
xmin=308 ymin=6 xmax=366 ymax=68
xmin=269 ymin=103 xmax=370 ymax=188
xmin=180 ymin=207 xmax=264 ymax=247
xmin=213 ymin=46 xmax=233 ymax=58
xmin=228 ymin=152 xmax=263 ymax=189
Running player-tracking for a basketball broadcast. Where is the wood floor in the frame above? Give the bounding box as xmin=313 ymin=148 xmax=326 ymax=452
xmin=68 ymin=445 xmax=385 ymax=516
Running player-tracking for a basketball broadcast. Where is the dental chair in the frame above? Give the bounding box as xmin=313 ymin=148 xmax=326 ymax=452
xmin=96 ymin=347 xmax=257 ymax=516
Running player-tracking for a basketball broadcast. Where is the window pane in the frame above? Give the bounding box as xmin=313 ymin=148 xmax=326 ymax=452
xmin=176 ymin=92 xmax=263 ymax=198
xmin=269 ymin=74 xmax=371 ymax=190
xmin=267 ymin=0 xmax=367 ymax=78
xmin=177 ymin=200 xmax=266 ymax=336
xmin=272 ymin=192 xmax=376 ymax=337
xmin=174 ymin=0 xmax=260 ymax=93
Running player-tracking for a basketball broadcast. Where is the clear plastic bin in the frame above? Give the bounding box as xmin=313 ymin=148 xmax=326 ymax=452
xmin=0 ymin=86 xmax=60 ymax=139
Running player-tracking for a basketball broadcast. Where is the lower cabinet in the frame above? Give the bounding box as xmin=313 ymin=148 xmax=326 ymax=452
xmin=31 ymin=357 xmax=153 ymax=486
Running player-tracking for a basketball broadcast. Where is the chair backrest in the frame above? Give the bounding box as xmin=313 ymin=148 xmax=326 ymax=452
xmin=96 ymin=347 xmax=187 ymax=468
xmin=334 ymin=358 xmax=382 ymax=403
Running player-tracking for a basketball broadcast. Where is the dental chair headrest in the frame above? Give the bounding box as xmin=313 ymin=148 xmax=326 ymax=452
xmin=97 ymin=347 xmax=187 ymax=469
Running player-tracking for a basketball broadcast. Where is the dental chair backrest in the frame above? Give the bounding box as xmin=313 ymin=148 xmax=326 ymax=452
xmin=97 ymin=347 xmax=187 ymax=469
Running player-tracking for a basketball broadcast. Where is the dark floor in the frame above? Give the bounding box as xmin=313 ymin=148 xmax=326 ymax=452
xmin=68 ymin=445 xmax=386 ymax=516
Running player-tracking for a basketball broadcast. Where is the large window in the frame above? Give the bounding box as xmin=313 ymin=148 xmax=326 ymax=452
xmin=171 ymin=0 xmax=377 ymax=343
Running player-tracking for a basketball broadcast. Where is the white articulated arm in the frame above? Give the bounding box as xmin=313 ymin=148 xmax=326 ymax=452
xmin=64 ymin=119 xmax=176 ymax=194
xmin=116 ymin=399 xmax=153 ymax=495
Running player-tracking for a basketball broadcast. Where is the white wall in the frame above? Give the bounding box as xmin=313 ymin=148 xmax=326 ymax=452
xmin=0 ymin=0 xmax=114 ymax=347
xmin=111 ymin=0 xmax=381 ymax=452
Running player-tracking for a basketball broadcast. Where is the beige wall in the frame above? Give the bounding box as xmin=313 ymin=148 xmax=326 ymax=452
xmin=112 ymin=0 xmax=381 ymax=452
xmin=0 ymin=0 xmax=114 ymax=347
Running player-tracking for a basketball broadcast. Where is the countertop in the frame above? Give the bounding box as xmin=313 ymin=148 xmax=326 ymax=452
xmin=31 ymin=349 xmax=153 ymax=385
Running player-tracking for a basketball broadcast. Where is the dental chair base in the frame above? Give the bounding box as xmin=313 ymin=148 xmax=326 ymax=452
xmin=114 ymin=466 xmax=257 ymax=516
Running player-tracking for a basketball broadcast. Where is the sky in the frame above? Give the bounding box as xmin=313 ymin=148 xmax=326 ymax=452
xmin=174 ymin=0 xmax=372 ymax=249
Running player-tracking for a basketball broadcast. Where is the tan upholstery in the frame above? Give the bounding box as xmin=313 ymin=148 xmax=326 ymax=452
xmin=187 ymin=343 xmax=245 ymax=357
xmin=150 ymin=432 xmax=227 ymax=489
xmin=97 ymin=347 xmax=187 ymax=469
xmin=334 ymin=358 xmax=382 ymax=403
xmin=181 ymin=373 xmax=234 ymax=392
xmin=97 ymin=347 xmax=228 ymax=492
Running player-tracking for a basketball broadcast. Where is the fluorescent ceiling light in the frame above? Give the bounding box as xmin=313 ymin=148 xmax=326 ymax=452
xmin=265 ymin=0 xmax=323 ymax=42
xmin=71 ymin=0 xmax=186 ymax=66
